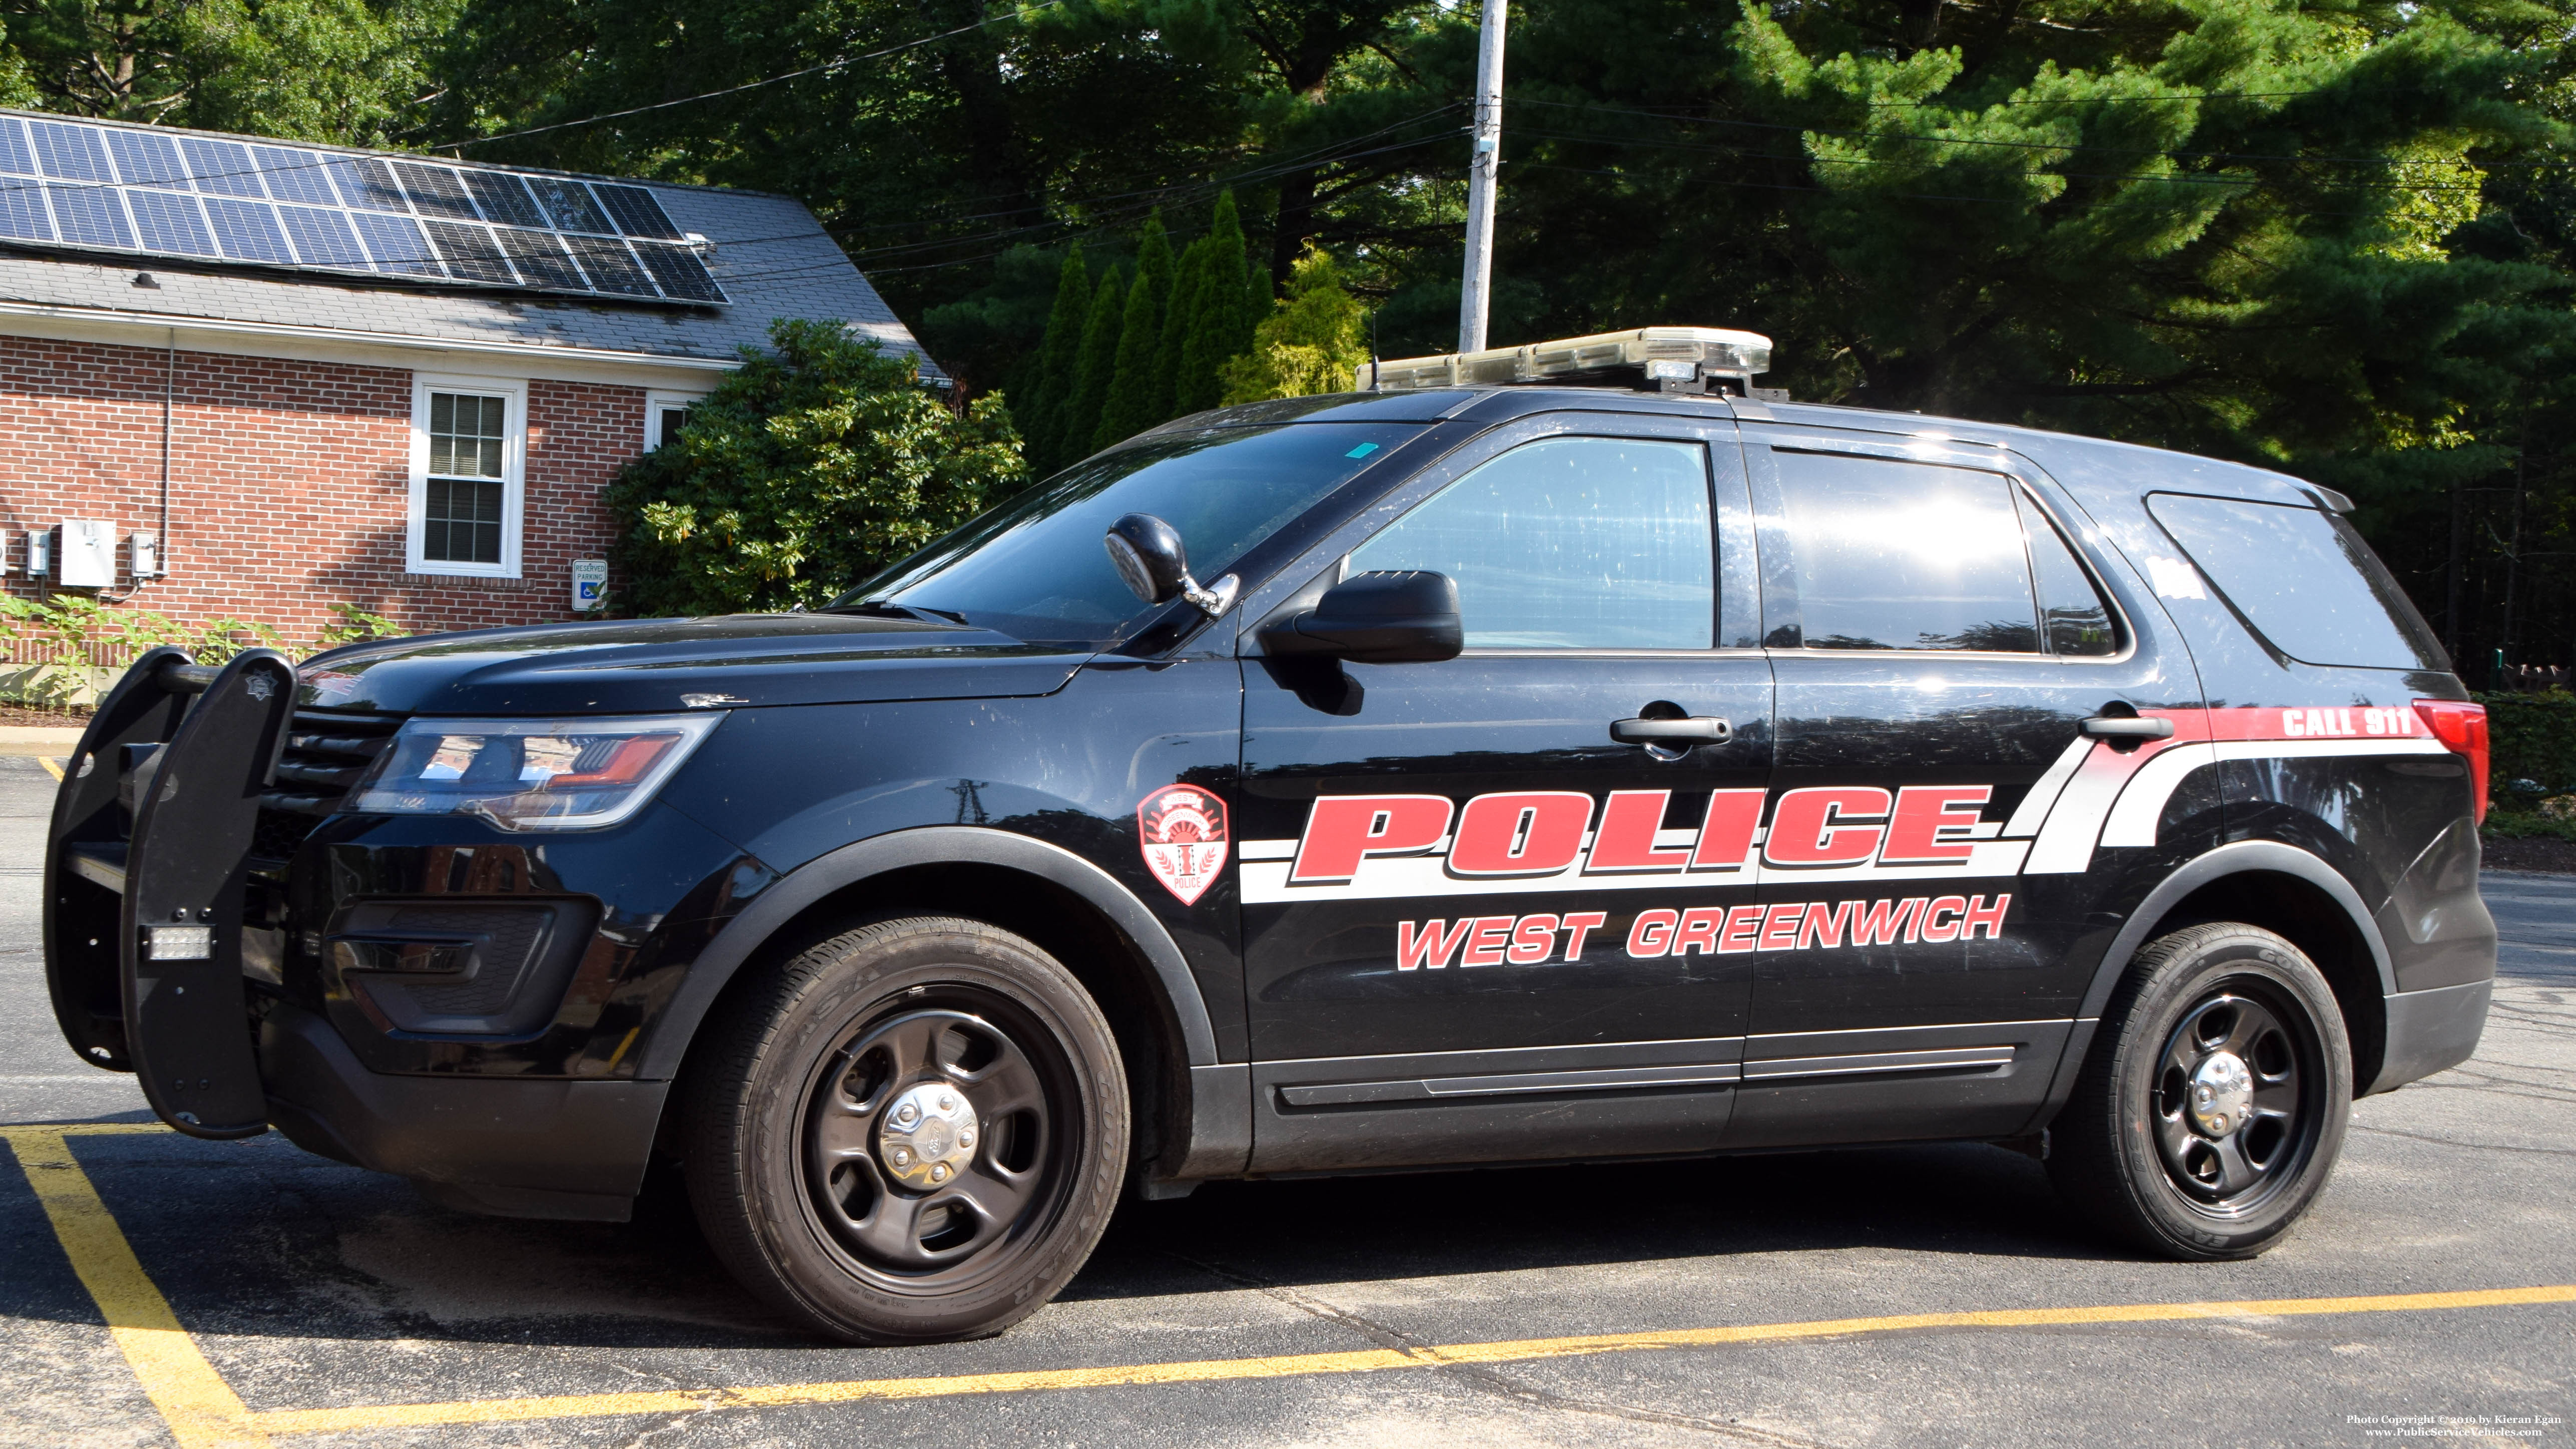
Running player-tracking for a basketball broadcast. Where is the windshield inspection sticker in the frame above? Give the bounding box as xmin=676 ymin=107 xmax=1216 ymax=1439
xmin=1140 ymin=785 xmax=1229 ymax=906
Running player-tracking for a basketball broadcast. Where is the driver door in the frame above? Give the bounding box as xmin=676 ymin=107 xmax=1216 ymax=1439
xmin=1235 ymin=414 xmax=1775 ymax=1174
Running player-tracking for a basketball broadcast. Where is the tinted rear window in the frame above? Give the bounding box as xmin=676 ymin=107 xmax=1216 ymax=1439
xmin=1773 ymin=452 xmax=2040 ymax=652
xmin=2146 ymin=493 xmax=2443 ymax=670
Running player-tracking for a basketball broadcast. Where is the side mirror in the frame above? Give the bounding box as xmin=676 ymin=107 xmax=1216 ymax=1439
xmin=1105 ymin=513 xmax=1236 ymax=618
xmin=1259 ymin=570 xmax=1463 ymax=664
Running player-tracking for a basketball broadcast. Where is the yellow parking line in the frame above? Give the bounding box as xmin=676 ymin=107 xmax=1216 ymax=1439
xmin=243 ymin=1283 xmax=2576 ymax=1437
xmin=1 ymin=1126 xmax=267 ymax=1447
xmin=36 ymin=755 xmax=62 ymax=781
xmin=10 ymin=1121 xmax=2575 ymax=1442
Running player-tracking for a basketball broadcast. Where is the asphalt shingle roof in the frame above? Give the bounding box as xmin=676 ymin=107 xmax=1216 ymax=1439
xmin=0 ymin=115 xmax=937 ymax=379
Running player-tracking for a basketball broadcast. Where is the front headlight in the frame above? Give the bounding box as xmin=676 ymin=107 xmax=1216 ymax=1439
xmin=346 ymin=713 xmax=722 ymax=831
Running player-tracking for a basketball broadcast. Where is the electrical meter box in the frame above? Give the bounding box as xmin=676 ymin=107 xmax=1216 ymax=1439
xmin=57 ymin=520 xmax=116 ymax=587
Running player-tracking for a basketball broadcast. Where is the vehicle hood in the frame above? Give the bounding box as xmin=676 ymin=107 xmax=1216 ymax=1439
xmin=296 ymin=614 xmax=1091 ymax=716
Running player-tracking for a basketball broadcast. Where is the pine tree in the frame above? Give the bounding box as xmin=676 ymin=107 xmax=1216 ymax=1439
xmin=1156 ymin=236 xmax=1213 ymax=422
xmin=1095 ymin=255 xmax=1165 ymax=450
xmin=1134 ymin=211 xmax=1175 ymax=324
xmin=1177 ymin=192 xmax=1251 ymax=416
xmin=1230 ymin=248 xmax=1270 ymax=372
xmin=1024 ymin=246 xmax=1091 ymax=475
xmin=1061 ymin=268 xmax=1126 ymax=469
xmin=1221 ymin=246 xmax=1369 ymax=404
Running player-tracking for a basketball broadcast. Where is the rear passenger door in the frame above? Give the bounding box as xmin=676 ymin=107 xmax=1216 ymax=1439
xmin=1729 ymin=426 xmax=2210 ymax=1147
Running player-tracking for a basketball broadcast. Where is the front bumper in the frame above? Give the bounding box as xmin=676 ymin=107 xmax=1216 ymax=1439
xmin=45 ymin=650 xmax=738 ymax=1219
xmin=261 ymin=1002 xmax=665 ymax=1221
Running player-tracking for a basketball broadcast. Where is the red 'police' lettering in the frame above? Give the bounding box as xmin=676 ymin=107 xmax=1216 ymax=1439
xmin=1449 ymin=792 xmax=1592 ymax=876
xmin=1586 ymin=790 xmax=1690 ymax=872
xmin=1690 ymin=789 xmax=1767 ymax=871
xmin=1764 ymin=787 xmax=1892 ymax=867
xmin=1293 ymin=795 xmax=1453 ymax=882
xmin=1882 ymin=786 xmax=1992 ymax=865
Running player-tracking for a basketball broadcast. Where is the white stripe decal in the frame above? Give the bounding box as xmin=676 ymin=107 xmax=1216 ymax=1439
xmin=2001 ymin=736 xmax=2096 ymax=839
xmin=2096 ymin=737 xmax=2450 ymax=850
xmin=2022 ymin=744 xmax=2147 ymax=876
xmin=1241 ymin=708 xmax=2456 ymax=897
xmin=2089 ymin=743 xmax=2219 ymax=854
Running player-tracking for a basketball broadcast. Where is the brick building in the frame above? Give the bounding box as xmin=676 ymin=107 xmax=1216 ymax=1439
xmin=0 ymin=110 xmax=936 ymax=646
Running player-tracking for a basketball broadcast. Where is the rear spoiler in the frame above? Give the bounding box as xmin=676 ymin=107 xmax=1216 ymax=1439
xmin=44 ymin=648 xmax=296 ymax=1139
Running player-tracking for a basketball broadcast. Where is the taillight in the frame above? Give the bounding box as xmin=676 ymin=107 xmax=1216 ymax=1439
xmin=2412 ymin=700 xmax=2489 ymax=823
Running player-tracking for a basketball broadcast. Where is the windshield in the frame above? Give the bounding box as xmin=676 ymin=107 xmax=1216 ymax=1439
xmin=839 ymin=422 xmax=1421 ymax=647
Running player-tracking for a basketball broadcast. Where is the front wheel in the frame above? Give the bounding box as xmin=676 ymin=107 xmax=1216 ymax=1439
xmin=681 ymin=917 xmax=1128 ymax=1342
xmin=2048 ymin=922 xmax=2351 ymax=1260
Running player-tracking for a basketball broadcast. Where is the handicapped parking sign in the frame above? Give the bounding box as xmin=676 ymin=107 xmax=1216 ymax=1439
xmin=572 ymin=559 xmax=608 ymax=612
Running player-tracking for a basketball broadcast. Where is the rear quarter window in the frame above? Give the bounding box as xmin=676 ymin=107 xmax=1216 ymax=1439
xmin=2145 ymin=492 xmax=2444 ymax=670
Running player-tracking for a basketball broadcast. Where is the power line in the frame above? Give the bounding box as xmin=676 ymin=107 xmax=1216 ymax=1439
xmin=1511 ymin=96 xmax=2572 ymax=171
xmin=1857 ymin=89 xmax=2331 ymax=108
xmin=1504 ymin=124 xmax=2500 ymax=193
xmin=445 ymin=0 xmax=1070 ymax=151
xmin=828 ymin=117 xmax=1466 ymax=266
xmin=1507 ymin=156 xmax=2382 ymax=220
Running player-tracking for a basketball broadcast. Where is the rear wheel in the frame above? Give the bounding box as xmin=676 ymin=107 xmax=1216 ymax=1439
xmin=682 ymin=917 xmax=1127 ymax=1342
xmin=2049 ymin=922 xmax=2351 ymax=1260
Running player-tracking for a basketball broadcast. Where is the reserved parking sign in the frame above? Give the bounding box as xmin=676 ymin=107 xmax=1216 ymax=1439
xmin=572 ymin=558 xmax=607 ymax=611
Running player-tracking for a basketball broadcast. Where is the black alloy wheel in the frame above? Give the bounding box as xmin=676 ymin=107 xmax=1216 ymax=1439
xmin=800 ymin=1001 xmax=1068 ymax=1287
xmin=683 ymin=917 xmax=1128 ymax=1343
xmin=2148 ymin=986 xmax=2319 ymax=1213
xmin=2049 ymin=921 xmax=2352 ymax=1260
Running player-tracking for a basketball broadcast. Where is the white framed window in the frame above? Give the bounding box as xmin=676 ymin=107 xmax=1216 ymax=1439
xmin=646 ymin=389 xmax=709 ymax=451
xmin=408 ymin=374 xmax=526 ymax=578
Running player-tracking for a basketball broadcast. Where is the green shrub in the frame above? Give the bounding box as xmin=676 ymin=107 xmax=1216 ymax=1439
xmin=605 ymin=319 xmax=1027 ymax=617
xmin=2477 ymin=691 xmax=2576 ymax=794
xmin=2483 ymin=807 xmax=2576 ymax=843
xmin=1221 ymin=246 xmax=1370 ymax=405
xmin=0 ymin=594 xmax=282 ymax=663
xmin=311 ymin=603 xmax=404 ymax=652
xmin=0 ymin=596 xmax=407 ymax=711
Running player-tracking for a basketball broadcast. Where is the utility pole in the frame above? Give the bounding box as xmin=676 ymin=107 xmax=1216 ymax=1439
xmin=1456 ymin=0 xmax=1507 ymax=354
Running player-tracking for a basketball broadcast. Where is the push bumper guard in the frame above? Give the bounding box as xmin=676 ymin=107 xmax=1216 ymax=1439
xmin=45 ymin=646 xmax=297 ymax=1139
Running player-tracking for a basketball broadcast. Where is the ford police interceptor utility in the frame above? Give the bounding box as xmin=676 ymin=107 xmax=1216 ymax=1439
xmin=44 ymin=326 xmax=2496 ymax=1344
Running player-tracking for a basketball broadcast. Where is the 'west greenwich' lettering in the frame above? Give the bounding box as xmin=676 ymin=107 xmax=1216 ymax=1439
xmin=1393 ymin=894 xmax=2012 ymax=969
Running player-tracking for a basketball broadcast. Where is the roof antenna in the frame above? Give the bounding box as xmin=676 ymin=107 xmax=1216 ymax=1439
xmin=1367 ymin=309 xmax=1382 ymax=393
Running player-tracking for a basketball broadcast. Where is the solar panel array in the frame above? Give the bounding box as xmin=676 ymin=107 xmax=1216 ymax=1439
xmin=0 ymin=115 xmax=726 ymax=304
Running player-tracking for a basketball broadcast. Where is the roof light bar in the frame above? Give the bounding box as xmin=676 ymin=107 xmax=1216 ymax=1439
xmin=1355 ymin=325 xmax=1773 ymax=395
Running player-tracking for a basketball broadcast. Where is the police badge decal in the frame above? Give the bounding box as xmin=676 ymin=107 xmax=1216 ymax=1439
xmin=1138 ymin=785 xmax=1228 ymax=906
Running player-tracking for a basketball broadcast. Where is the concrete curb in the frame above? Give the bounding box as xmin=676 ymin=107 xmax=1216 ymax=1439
xmin=0 ymin=727 xmax=84 ymax=757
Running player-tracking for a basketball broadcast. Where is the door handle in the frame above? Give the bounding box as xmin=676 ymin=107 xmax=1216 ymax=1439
xmin=2080 ymin=715 xmax=2174 ymax=740
xmin=1611 ymin=715 xmax=1732 ymax=745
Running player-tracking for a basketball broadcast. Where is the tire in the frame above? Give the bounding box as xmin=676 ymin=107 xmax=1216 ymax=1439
xmin=681 ymin=916 xmax=1128 ymax=1343
xmin=2048 ymin=921 xmax=2352 ymax=1260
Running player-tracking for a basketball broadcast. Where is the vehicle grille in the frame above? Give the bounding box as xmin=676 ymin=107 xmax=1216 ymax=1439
xmin=251 ymin=709 xmax=402 ymax=862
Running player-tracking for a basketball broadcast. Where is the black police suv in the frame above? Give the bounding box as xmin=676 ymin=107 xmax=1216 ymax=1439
xmin=44 ymin=327 xmax=2496 ymax=1344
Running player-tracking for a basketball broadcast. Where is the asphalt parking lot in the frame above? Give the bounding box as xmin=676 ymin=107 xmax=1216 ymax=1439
xmin=0 ymin=753 xmax=2567 ymax=1448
